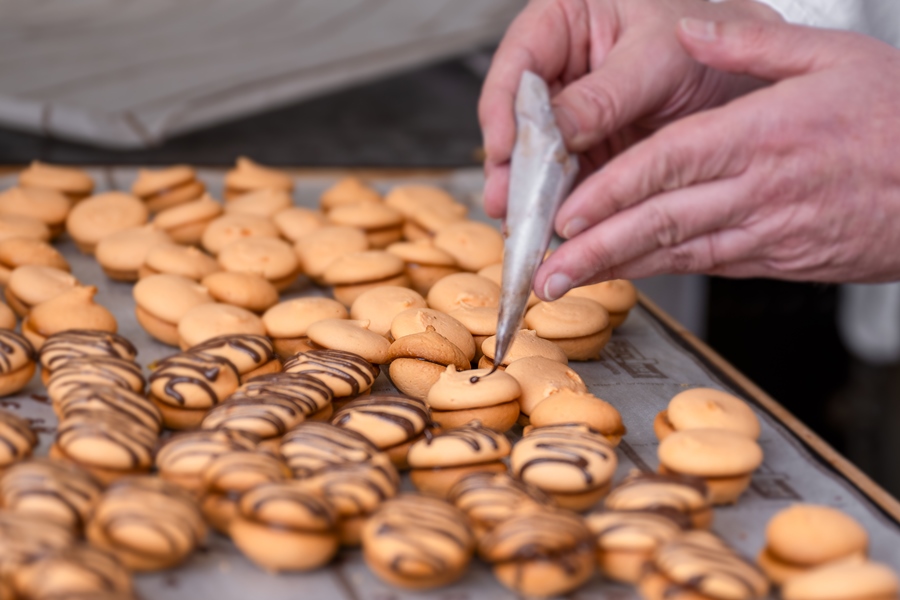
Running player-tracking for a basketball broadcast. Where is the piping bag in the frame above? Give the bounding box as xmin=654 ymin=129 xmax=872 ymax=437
xmin=491 ymin=71 xmax=579 ymax=372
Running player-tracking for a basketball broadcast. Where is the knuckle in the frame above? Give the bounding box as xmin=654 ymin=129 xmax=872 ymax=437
xmin=573 ymin=81 xmax=620 ymax=134
xmin=667 ymin=245 xmax=700 ymax=274
xmin=648 ymin=203 xmax=683 ymax=248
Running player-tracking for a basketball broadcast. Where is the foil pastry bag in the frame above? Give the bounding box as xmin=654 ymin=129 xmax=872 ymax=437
xmin=493 ymin=71 xmax=579 ymax=369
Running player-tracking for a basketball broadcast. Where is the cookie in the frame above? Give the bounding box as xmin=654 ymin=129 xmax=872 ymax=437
xmin=224 ymin=157 xmax=293 ymax=200
xmin=56 ymin=383 xmax=162 ymax=434
xmin=479 ymin=507 xmax=595 ymax=598
xmin=0 ymin=237 xmax=68 ymax=285
xmin=425 ymin=365 xmax=521 ymax=432
xmin=133 ymin=274 xmax=214 ymax=346
xmin=478 ymin=262 xmax=542 ymax=309
xmin=433 ymin=221 xmax=504 ymax=272
xmin=39 ymin=329 xmax=136 ymax=383
xmin=320 ymin=177 xmax=382 ymax=211
xmin=131 ymin=164 xmax=205 ymax=213
xmin=408 ymin=422 xmax=511 ymax=498
xmin=225 ymin=188 xmax=292 ymax=218
xmin=86 ymin=476 xmax=206 ymax=571
xmin=153 ymin=193 xmax=223 ymax=245
xmin=386 ymin=239 xmax=460 ymax=295
xmin=446 ymin=305 xmax=498 ymax=362
xmin=11 ymin=543 xmax=132 ymax=599
xmin=362 ymin=494 xmax=474 ymax=590
xmin=384 ymin=185 xmax=467 ymax=239
xmin=0 ymin=330 xmax=36 ymax=397
xmin=0 ymin=215 xmax=50 ymax=244
xmin=65 ymin=192 xmax=148 ymax=255
xmin=294 ymin=225 xmax=369 ymax=283
xmin=262 ymin=297 xmax=347 ymax=358
xmin=527 ymin=388 xmax=625 ymax=445
xmin=655 ymin=387 xmax=761 ymax=441
xmin=480 ymin=329 xmax=568 ymax=370
xmin=322 ymin=250 xmax=409 ymax=306
xmin=332 ymin=395 xmax=432 ymax=469
xmin=139 ymin=243 xmax=220 ymax=281
xmin=201 ymin=271 xmax=280 ymax=314
xmin=149 ymin=352 xmax=241 ymax=429
xmin=604 ymin=471 xmax=713 ymax=529
xmin=295 ymin=452 xmax=400 ymax=545
xmin=328 ymin=201 xmax=404 ymax=248
xmin=426 ymin=272 xmax=501 ymax=314
xmin=525 ymin=297 xmax=611 ymax=361
xmin=272 ymin=206 xmax=326 ymax=242
xmin=658 ymin=429 xmax=764 ymax=505
xmin=757 ymin=504 xmax=868 ymax=585
xmin=18 ymin=161 xmax=92 ymax=203
xmin=586 ymin=508 xmax=689 ymax=583
xmin=279 ymin=421 xmax=380 ymax=478
xmin=283 ymin=349 xmax=378 ymax=402
xmin=390 ymin=307 xmax=476 ymax=362
xmin=230 ymin=482 xmax=339 ymax=572
xmin=501 ymin=356 xmax=588 ymax=422
xmin=176 ymin=303 xmax=266 ymax=350
xmin=782 ymin=560 xmax=899 ymax=600
xmin=0 ymin=410 xmax=37 ymax=470
xmin=22 ymin=286 xmax=117 ymax=350
xmin=94 ymin=224 xmax=171 ymax=281
xmin=201 ymin=395 xmax=308 ymax=443
xmin=566 ymin=279 xmax=638 ymax=328
xmin=388 ymin=328 xmax=471 ymax=400
xmin=46 ymin=356 xmax=144 ymax=407
xmin=230 ymin=372 xmax=333 ymax=422
xmin=350 ymin=285 xmax=427 ymax=337
xmin=187 ymin=333 xmax=280 ymax=382
xmin=447 ymin=471 xmax=554 ymax=539
xmin=306 ymin=318 xmax=391 ymax=365
xmin=511 ymin=424 xmax=617 ymax=511
xmin=200 ymin=450 xmax=290 ymax=534
xmin=0 ymin=512 xmax=75 ymax=577
xmin=200 ymin=213 xmax=279 ymax=256
xmin=217 ymin=236 xmax=299 ymax=291
xmin=0 ymin=187 xmax=71 ymax=238
xmin=639 ymin=530 xmax=769 ymax=600
xmin=155 ymin=429 xmax=259 ymax=495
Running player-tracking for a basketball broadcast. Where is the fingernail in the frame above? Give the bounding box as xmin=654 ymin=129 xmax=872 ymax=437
xmin=553 ymin=105 xmax=579 ymax=145
xmin=561 ymin=217 xmax=588 ymax=240
xmin=680 ymin=18 xmax=718 ymax=41
xmin=543 ymin=273 xmax=573 ymax=301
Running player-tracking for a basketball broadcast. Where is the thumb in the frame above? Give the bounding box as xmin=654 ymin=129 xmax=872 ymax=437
xmin=676 ymin=17 xmax=844 ymax=81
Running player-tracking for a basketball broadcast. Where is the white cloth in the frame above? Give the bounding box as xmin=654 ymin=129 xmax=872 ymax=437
xmin=759 ymin=0 xmax=900 ymax=47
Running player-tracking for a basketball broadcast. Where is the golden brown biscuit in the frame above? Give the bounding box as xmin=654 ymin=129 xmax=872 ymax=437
xmin=566 ymin=279 xmax=638 ymax=328
xmin=86 ymin=476 xmax=206 ymax=572
xmin=306 ymin=318 xmax=391 ymax=365
xmin=12 ymin=543 xmax=133 ymax=599
xmin=527 ymin=388 xmax=625 ymax=445
xmin=201 ymin=213 xmax=280 ymax=256
xmin=0 ymin=409 xmax=37 ymax=470
xmin=425 ymin=365 xmax=521 ymax=432
xmin=0 ymin=237 xmax=68 ymax=285
xmin=56 ymin=383 xmax=162 ymax=434
xmin=283 ymin=349 xmax=378 ymax=402
xmin=447 ymin=305 xmax=498 ymax=362
xmin=362 ymin=494 xmax=474 ymax=590
xmin=139 ymin=242 xmax=220 ymax=281
xmin=427 ymin=272 xmax=501 ymax=314
xmin=391 ymin=307 xmax=476 ymax=362
xmin=478 ymin=262 xmax=541 ymax=308
xmin=322 ymin=250 xmax=409 ymax=306
xmin=176 ymin=303 xmax=266 ymax=350
xmin=433 ymin=221 xmax=504 ymax=272
xmin=228 ymin=372 xmax=333 ymax=421
xmin=0 ymin=512 xmax=75 ymax=577
xmin=94 ymin=224 xmax=171 ymax=281
xmin=230 ymin=482 xmax=339 ymax=572
xmin=155 ymin=429 xmax=259 ymax=495
xmin=384 ymin=185 xmax=467 ymax=239
xmin=131 ymin=164 xmax=205 ymax=213
xmin=0 ymin=187 xmax=71 ymax=238
xmin=781 ymin=560 xmax=899 ymax=600
xmin=525 ymin=297 xmax=612 ymax=361
xmin=19 ymin=161 xmax=93 ymax=203
xmin=480 ymin=329 xmax=568 ymax=370
xmin=504 ymin=356 xmax=588 ymax=420
xmin=293 ymin=225 xmax=369 ymax=283
xmin=225 ymin=188 xmax=292 ymax=218
xmin=320 ymin=177 xmax=382 ymax=211
xmin=332 ymin=395 xmax=432 ymax=469
xmin=604 ymin=471 xmax=714 ymax=529
xmin=655 ymin=387 xmax=761 ymax=441
xmin=22 ymin=286 xmax=117 ymax=350
xmin=263 ymin=297 xmax=348 ymax=358
xmin=133 ymin=274 xmax=213 ymax=346
xmin=0 ymin=330 xmax=36 ymax=397
xmin=272 ymin=206 xmax=326 ymax=242
xmin=149 ymin=352 xmax=241 ymax=429
xmin=201 ymin=271 xmax=280 ymax=314
xmin=350 ymin=285 xmax=427 ymax=337
xmin=0 ymin=215 xmax=50 ymax=244
xmin=386 ymin=239 xmax=460 ymax=295
xmin=279 ymin=421 xmax=380 ymax=478
xmin=46 ymin=357 xmax=145 ymax=408
xmin=65 ymin=192 xmax=149 ymax=254
xmin=224 ymin=157 xmax=293 ymax=200
xmin=328 ymin=201 xmax=404 ymax=248
xmin=480 ymin=507 xmax=595 ymax=598
xmin=153 ymin=193 xmax=223 ymax=244
xmin=447 ymin=471 xmax=554 ymax=539
xmin=39 ymin=329 xmax=137 ymax=378
xmin=387 ymin=328 xmax=471 ymax=400
xmin=187 ymin=333 xmax=280 ymax=382
xmin=217 ymin=236 xmax=300 ymax=291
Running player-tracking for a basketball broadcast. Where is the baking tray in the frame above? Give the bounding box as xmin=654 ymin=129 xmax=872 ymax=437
xmin=0 ymin=165 xmax=898 ymax=599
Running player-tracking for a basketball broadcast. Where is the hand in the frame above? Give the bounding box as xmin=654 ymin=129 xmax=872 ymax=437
xmin=479 ymin=0 xmax=778 ymax=220
xmin=537 ymin=17 xmax=900 ymax=300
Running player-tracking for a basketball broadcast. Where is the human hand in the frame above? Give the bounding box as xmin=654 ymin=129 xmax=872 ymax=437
xmin=479 ymin=0 xmax=778 ymax=220
xmin=537 ymin=17 xmax=900 ymax=300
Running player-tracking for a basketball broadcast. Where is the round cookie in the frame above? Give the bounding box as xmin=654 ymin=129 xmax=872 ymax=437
xmin=447 ymin=471 xmax=554 ymax=539
xmin=586 ymin=508 xmax=689 ymax=584
xmin=320 ymin=177 xmax=381 ymax=211
xmin=201 ymin=395 xmax=308 ymax=445
xmin=56 ymin=384 xmax=162 ymax=434
xmin=283 ymin=349 xmax=378 ymax=402
xmin=384 ymin=185 xmax=467 ymax=239
xmin=0 ymin=330 xmax=36 ymax=397
xmin=94 ymin=224 xmax=171 ymax=281
xmin=391 ymin=307 xmax=476 ymax=362
xmin=5 ymin=266 xmax=79 ymax=318
xmin=332 ymin=395 xmax=432 ymax=469
xmin=153 ymin=193 xmax=223 ymax=245
xmin=279 ymin=421 xmax=380 ymax=479
xmin=0 ymin=410 xmax=37 ymax=470
xmin=263 ymin=297 xmax=348 ymax=358
xmin=201 ymin=271 xmax=279 ymax=314
xmin=155 ymin=429 xmax=259 ymax=495
xmin=433 ymin=221 xmax=504 ymax=272
xmin=217 ymin=236 xmax=299 ymax=291
xmin=187 ymin=333 xmax=280 ymax=382
xmin=226 ymin=188 xmax=292 ymax=218
xmin=224 ymin=157 xmax=293 ymax=200
xmin=322 ymin=250 xmax=409 ymax=306
xmin=19 ymin=161 xmax=93 ymax=203
xmin=527 ymin=388 xmax=625 ymax=445
xmin=639 ymin=530 xmax=769 ymax=600
xmin=295 ymin=452 xmax=400 ymax=545
xmin=658 ymin=429 xmax=763 ymax=505
xmin=22 ymin=286 xmax=117 ymax=350
xmin=782 ymin=561 xmax=899 ymax=600
xmin=478 ymin=262 xmax=541 ymax=308
xmin=362 ymin=494 xmax=474 ymax=590
xmin=386 ymin=239 xmax=460 ymax=295
xmin=605 ymin=471 xmax=714 ymax=529
xmin=479 ymin=507 xmax=595 ymax=598
xmin=12 ymin=543 xmax=133 ymax=600
xmin=504 ymin=356 xmax=587 ymax=419
xmin=133 ymin=274 xmax=213 ymax=346
xmin=86 ymin=476 xmax=206 ymax=572
xmin=758 ymin=504 xmax=868 ymax=585
xmin=480 ymin=329 xmax=568 ymax=370
xmin=176 ymin=303 xmax=266 ymax=350
xmin=0 ymin=512 xmax=75 ymax=577
xmin=149 ymin=352 xmax=241 ymax=429
xmin=447 ymin=305 xmax=498 ymax=361
xmin=131 ymin=164 xmax=205 ymax=213
xmin=0 ymin=237 xmax=69 ymax=285
xmin=139 ymin=243 xmax=220 ymax=281
xmin=65 ymin=192 xmax=148 ymax=254
xmin=426 ymin=366 xmax=521 ymax=432
xmin=408 ymin=422 xmax=511 ymax=498
xmin=0 ymin=458 xmax=103 ymax=533
xmin=427 ymin=272 xmax=501 ymax=313
xmin=566 ymin=279 xmax=638 ymax=328
xmin=0 ymin=187 xmax=71 ymax=238
xmin=350 ymin=285 xmax=427 ymax=337
xmin=230 ymin=482 xmax=339 ymax=572
xmin=387 ymin=328 xmax=471 ymax=400
xmin=525 ymin=297 xmax=611 ymax=361
xmin=0 ymin=215 xmax=50 ymax=244
xmin=655 ymin=387 xmax=761 ymax=441
xmin=228 ymin=372 xmax=333 ymax=422
xmin=200 ymin=450 xmax=291 ymax=534
xmin=327 ymin=201 xmax=403 ymax=248
xmin=273 ymin=206 xmax=326 ymax=242
xmin=511 ymin=424 xmax=617 ymax=511
xmin=294 ymin=225 xmax=369 ymax=282
xmin=201 ymin=213 xmax=279 ymax=256
xmin=46 ymin=356 xmax=145 ymax=407
xmin=306 ymin=319 xmax=391 ymax=365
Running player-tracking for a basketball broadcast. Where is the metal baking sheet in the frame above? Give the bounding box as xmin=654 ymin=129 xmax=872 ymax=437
xmin=0 ymin=166 xmax=898 ymax=599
